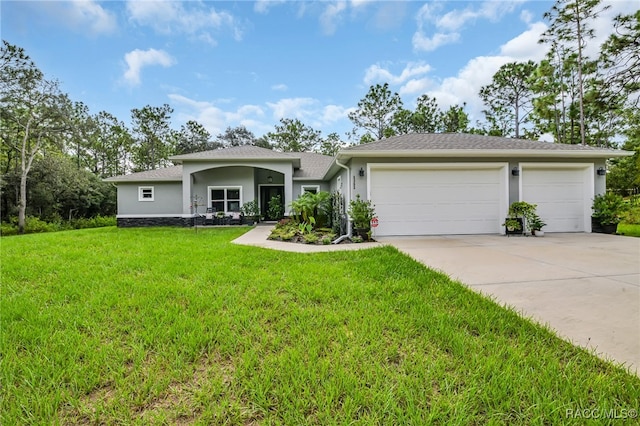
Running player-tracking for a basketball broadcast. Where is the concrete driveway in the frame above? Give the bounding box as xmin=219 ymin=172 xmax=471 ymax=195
xmin=377 ymin=233 xmax=640 ymax=375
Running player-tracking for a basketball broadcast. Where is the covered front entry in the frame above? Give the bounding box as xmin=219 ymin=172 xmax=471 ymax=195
xmin=260 ymin=185 xmax=284 ymax=221
xmin=369 ymin=163 xmax=508 ymax=236
xmin=520 ymin=163 xmax=593 ymax=232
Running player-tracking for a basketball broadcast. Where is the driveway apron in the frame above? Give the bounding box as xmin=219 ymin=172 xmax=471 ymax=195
xmin=378 ymin=233 xmax=640 ymax=375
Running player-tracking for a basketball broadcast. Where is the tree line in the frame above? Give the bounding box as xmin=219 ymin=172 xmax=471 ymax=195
xmin=1 ymin=1 xmax=638 ymax=234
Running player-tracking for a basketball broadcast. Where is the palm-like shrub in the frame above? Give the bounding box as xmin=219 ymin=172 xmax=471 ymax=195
xmin=290 ymin=191 xmax=331 ymax=229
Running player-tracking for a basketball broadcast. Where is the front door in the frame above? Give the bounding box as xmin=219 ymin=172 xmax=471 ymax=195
xmin=260 ymin=185 xmax=285 ymax=221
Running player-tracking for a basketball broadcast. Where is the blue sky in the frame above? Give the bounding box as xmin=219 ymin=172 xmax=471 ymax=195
xmin=2 ymin=0 xmax=636 ymax=140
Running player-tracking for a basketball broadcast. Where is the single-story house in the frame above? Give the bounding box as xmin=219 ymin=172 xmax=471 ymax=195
xmin=105 ymin=133 xmax=631 ymax=236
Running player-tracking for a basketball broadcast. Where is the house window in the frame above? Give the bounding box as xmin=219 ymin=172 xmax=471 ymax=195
xmin=138 ymin=186 xmax=154 ymax=201
xmin=209 ymin=187 xmax=242 ymax=213
xmin=301 ymin=185 xmax=319 ymax=195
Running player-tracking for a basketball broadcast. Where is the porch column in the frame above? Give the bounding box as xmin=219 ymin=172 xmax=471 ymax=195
xmin=182 ymin=171 xmax=192 ymax=215
xmin=283 ymin=166 xmax=293 ymax=216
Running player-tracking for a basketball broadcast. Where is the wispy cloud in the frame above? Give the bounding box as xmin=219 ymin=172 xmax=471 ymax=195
xmin=123 ymin=48 xmax=175 ymax=86
xmin=267 ymin=98 xmax=318 ymax=120
xmin=412 ymin=32 xmax=460 ymax=52
xmin=412 ymin=0 xmax=523 ymax=52
xmin=40 ymin=0 xmax=117 ymax=35
xmin=254 ymin=0 xmax=287 ymax=14
xmin=271 ymin=84 xmax=288 ymax=91
xmin=364 ymin=61 xmax=432 ymax=86
xmin=320 ymin=1 xmax=347 ymax=35
xmin=126 ymin=1 xmax=243 ymax=44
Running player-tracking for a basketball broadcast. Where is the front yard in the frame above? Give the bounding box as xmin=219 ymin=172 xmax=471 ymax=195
xmin=1 ymin=227 xmax=638 ymax=424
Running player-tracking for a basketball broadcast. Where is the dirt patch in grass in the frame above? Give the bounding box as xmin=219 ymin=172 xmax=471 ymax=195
xmin=137 ymin=354 xmax=237 ymax=424
xmin=58 ymin=382 xmax=117 ymax=424
xmin=60 ymin=353 xmax=238 ymax=424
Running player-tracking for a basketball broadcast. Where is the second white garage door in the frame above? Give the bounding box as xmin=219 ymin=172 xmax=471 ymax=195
xmin=520 ymin=164 xmax=593 ymax=232
xmin=369 ymin=164 xmax=508 ymax=236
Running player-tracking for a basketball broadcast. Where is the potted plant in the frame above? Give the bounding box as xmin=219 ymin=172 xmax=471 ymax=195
xmin=592 ymin=193 xmax=625 ymax=234
xmin=267 ymin=195 xmax=284 ymax=221
xmin=528 ymin=213 xmax=547 ymax=237
xmin=503 ymin=201 xmax=537 ymax=235
xmin=347 ymin=194 xmax=375 ymax=241
xmin=215 ymin=211 xmax=227 ymax=225
xmin=241 ymin=200 xmax=260 ymax=225
xmin=502 ymin=218 xmax=523 ymax=234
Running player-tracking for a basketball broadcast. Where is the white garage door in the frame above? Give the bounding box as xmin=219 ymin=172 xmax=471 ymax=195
xmin=369 ymin=164 xmax=508 ymax=236
xmin=521 ymin=165 xmax=593 ymax=232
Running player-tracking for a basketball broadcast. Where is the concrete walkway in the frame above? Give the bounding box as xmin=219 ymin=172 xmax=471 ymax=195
xmin=377 ymin=233 xmax=640 ymax=375
xmin=232 ymin=223 xmax=381 ymax=252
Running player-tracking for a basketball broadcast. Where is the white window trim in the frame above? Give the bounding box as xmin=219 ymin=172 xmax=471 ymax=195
xmin=208 ymin=186 xmax=243 ymax=213
xmin=138 ymin=186 xmax=154 ymax=202
xmin=301 ymin=185 xmax=320 ymax=194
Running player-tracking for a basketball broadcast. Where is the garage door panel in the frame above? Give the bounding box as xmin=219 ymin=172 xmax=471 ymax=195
xmin=521 ymin=167 xmax=590 ymax=233
xmin=370 ymin=166 xmax=506 ymax=236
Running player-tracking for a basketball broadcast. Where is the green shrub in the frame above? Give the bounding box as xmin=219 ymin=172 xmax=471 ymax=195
xmin=303 ymin=234 xmax=319 ymax=244
xmin=348 ymin=194 xmax=376 ymax=230
xmin=71 ymin=215 xmax=116 ymax=229
xmin=24 ymin=216 xmax=59 ymax=233
xmin=0 ymin=223 xmax=18 ymax=236
xmin=1 ymin=215 xmax=116 ymax=236
xmin=592 ymin=193 xmax=627 ymax=225
xmin=621 ymin=205 xmax=640 ymax=225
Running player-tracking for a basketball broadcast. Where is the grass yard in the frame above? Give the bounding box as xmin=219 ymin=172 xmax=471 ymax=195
xmin=617 ymin=223 xmax=640 ymax=237
xmin=2 ymin=227 xmax=639 ymax=424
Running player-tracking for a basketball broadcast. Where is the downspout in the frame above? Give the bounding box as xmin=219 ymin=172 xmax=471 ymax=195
xmin=332 ymin=158 xmax=352 ymax=244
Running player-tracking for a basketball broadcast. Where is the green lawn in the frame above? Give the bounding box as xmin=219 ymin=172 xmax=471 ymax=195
xmin=618 ymin=223 xmax=640 ymax=237
xmin=2 ymin=227 xmax=638 ymax=424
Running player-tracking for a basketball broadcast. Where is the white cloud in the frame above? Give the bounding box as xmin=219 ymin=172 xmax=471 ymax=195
xmin=412 ymin=31 xmax=460 ymax=52
xmin=413 ymin=0 xmax=523 ymax=52
xmin=126 ymin=1 xmax=242 ymax=44
xmin=44 ymin=0 xmax=117 ymax=35
xmin=267 ymin=98 xmax=318 ymax=120
xmin=169 ymin=94 xmax=352 ymax=137
xmin=364 ymin=62 xmax=433 ymax=86
xmin=72 ymin=0 xmax=117 ymax=34
xmin=350 ymin=0 xmax=373 ymax=8
xmin=499 ymin=21 xmax=548 ymax=60
xmin=399 ymin=78 xmax=434 ymax=97
xmin=320 ymin=1 xmax=347 ymax=35
xmin=321 ymin=105 xmax=354 ymax=124
xmin=169 ymin=94 xmax=268 ymax=135
xmin=520 ymin=9 xmax=534 ymax=25
xmin=585 ymin=0 xmax=638 ymax=58
xmin=254 ymin=0 xmax=287 ymax=14
xmin=271 ymin=84 xmax=288 ymax=91
xmin=169 ymin=93 xmax=355 ymax=136
xmin=418 ymin=18 xmax=550 ymax=123
xmin=123 ymin=49 xmax=175 ymax=86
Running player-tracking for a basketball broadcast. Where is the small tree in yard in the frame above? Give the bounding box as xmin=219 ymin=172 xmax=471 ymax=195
xmin=1 ymin=41 xmax=71 ymax=234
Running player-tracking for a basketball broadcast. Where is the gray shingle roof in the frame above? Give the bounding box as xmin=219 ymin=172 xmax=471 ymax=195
xmin=104 ymin=165 xmax=183 ymax=182
xmin=294 ymin=152 xmax=335 ymax=179
xmin=105 ymin=148 xmax=336 ymax=182
xmin=341 ymin=133 xmax=625 ymax=154
xmin=170 ymin=145 xmax=298 ymax=161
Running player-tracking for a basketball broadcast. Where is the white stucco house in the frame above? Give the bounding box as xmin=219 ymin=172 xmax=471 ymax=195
xmin=105 ymin=133 xmax=631 ymax=236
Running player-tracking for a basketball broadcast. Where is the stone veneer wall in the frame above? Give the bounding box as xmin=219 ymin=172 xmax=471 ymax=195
xmin=117 ymin=217 xmax=204 ymax=227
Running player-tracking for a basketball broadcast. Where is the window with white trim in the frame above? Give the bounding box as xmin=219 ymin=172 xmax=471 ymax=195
xmin=209 ymin=187 xmax=242 ymax=213
xmin=301 ymin=185 xmax=319 ymax=194
xmin=138 ymin=186 xmax=154 ymax=201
